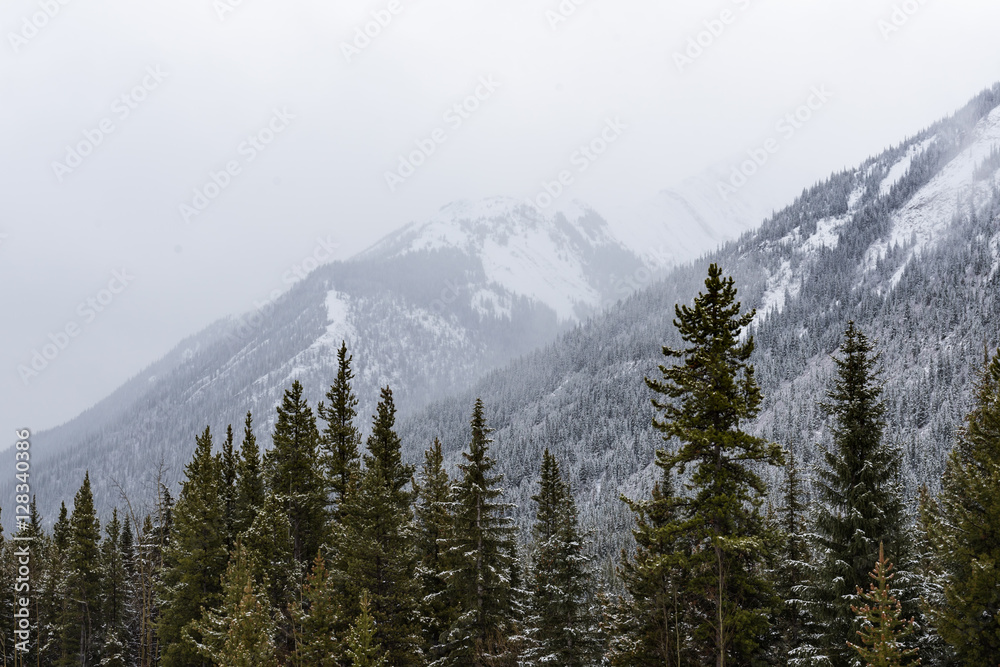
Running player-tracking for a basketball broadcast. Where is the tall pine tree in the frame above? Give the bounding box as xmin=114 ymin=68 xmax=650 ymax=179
xmin=62 ymin=472 xmax=103 ymax=667
xmin=234 ymin=411 xmax=265 ymax=538
xmin=318 ymin=340 xmax=363 ymax=514
xmin=644 ymin=263 xmax=784 ymax=666
xmin=439 ymin=399 xmax=517 ymax=666
xmin=158 ymin=427 xmax=228 ymax=667
xmin=264 ymin=380 xmax=328 ymax=565
xmin=522 ymin=449 xmax=600 ymax=666
xmin=925 ymin=348 xmax=1000 ymax=663
xmin=810 ymin=322 xmax=910 ymax=667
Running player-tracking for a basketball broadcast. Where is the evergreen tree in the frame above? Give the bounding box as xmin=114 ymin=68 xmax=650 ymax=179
xmin=811 ymin=322 xmax=911 ymax=666
xmin=241 ymin=493 xmax=298 ymax=649
xmin=158 ymin=427 xmax=228 ymax=667
xmin=925 ymin=348 xmax=1000 ymax=663
xmin=264 ymin=380 xmax=328 ymax=565
xmin=439 ymin=399 xmax=517 ymax=666
xmin=414 ymin=439 xmax=457 ymax=656
xmin=345 ymin=592 xmax=388 ymax=667
xmin=234 ymin=411 xmax=265 ymax=537
xmin=847 ymin=543 xmax=920 ymax=667
xmin=644 ymin=263 xmax=784 ymax=666
xmin=318 ymin=340 xmax=363 ymax=513
xmin=62 ymin=471 xmax=103 ymax=667
xmin=0 ymin=508 xmax=12 ymax=664
xmin=522 ymin=449 xmax=600 ymax=666
xmin=289 ymin=553 xmax=341 ymax=667
xmin=337 ymin=386 xmax=422 ymax=666
xmin=42 ymin=502 xmax=73 ymax=666
xmin=221 ymin=423 xmax=238 ymax=551
xmin=776 ymin=450 xmax=812 ymax=664
xmin=101 ymin=509 xmax=129 ymax=656
xmin=614 ymin=466 xmax=692 ymax=666
xmin=190 ymin=543 xmax=279 ymax=667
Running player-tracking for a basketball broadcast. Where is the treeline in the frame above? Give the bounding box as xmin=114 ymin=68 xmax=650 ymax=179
xmin=2 ymin=265 xmax=999 ymax=666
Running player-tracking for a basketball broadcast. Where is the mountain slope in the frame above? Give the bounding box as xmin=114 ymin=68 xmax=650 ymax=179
xmin=397 ymin=85 xmax=1000 ymax=555
xmin=3 ymin=198 xmax=645 ymax=526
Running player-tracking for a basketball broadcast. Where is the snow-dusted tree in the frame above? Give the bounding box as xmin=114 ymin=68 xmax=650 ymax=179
xmin=522 ymin=449 xmax=601 ymax=666
xmin=846 ymin=543 xmax=920 ymax=667
xmin=346 ymin=591 xmax=388 ymax=667
xmin=289 ymin=553 xmax=341 ymax=667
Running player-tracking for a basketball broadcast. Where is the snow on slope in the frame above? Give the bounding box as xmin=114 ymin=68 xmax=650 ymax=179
xmin=865 ymin=106 xmax=1000 ymax=285
xmin=879 ymin=137 xmax=936 ymax=196
xmin=360 ymin=196 xmax=632 ymax=321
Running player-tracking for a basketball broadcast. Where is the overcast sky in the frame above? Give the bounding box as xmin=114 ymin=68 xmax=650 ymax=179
xmin=2 ymin=0 xmax=999 ymax=444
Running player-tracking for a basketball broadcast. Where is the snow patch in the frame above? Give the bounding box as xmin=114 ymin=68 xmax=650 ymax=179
xmin=879 ymin=137 xmax=935 ymax=197
xmin=801 ymin=215 xmax=847 ymax=253
xmin=753 ymin=260 xmax=797 ymax=327
xmin=309 ymin=290 xmax=355 ymax=351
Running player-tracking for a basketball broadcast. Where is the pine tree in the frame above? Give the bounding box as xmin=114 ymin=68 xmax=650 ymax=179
xmin=439 ymin=399 xmax=517 ymax=666
xmin=614 ymin=466 xmax=692 ymax=666
xmin=522 ymin=449 xmax=600 ymax=666
xmin=101 ymin=509 xmax=130 ymax=658
xmin=776 ymin=450 xmax=812 ymax=663
xmin=158 ymin=427 xmax=228 ymax=667
xmin=234 ymin=411 xmax=265 ymax=537
xmin=62 ymin=471 xmax=103 ymax=667
xmin=644 ymin=263 xmax=784 ymax=666
xmin=289 ymin=553 xmax=341 ymax=667
xmin=318 ymin=340 xmax=363 ymax=513
xmin=847 ymin=543 xmax=920 ymax=667
xmin=190 ymin=543 xmax=279 ymax=667
xmin=0 ymin=507 xmax=12 ymax=664
xmin=221 ymin=423 xmax=238 ymax=551
xmin=241 ymin=493 xmax=298 ymax=649
xmin=414 ymin=439 xmax=457 ymax=656
xmin=42 ymin=502 xmax=73 ymax=666
xmin=811 ymin=322 xmax=911 ymax=667
xmin=346 ymin=592 xmax=388 ymax=667
xmin=925 ymin=348 xmax=1000 ymax=663
xmin=264 ymin=380 xmax=328 ymax=565
xmin=337 ymin=386 xmax=422 ymax=666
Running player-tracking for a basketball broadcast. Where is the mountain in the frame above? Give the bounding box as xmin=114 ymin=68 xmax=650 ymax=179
xmin=1 ymin=198 xmax=646 ymax=527
xmin=397 ymin=84 xmax=1000 ymax=556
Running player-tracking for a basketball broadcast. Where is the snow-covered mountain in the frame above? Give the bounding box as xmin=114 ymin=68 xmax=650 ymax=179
xmin=2 ymin=197 xmax=646 ymax=525
xmin=397 ymin=84 xmax=1000 ymax=553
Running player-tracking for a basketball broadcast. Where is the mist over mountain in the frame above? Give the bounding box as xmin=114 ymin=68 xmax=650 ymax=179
xmin=5 ymin=85 xmax=1000 ymax=547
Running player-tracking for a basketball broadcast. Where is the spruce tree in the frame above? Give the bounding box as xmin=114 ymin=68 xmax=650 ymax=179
xmin=925 ymin=348 xmax=1000 ymax=663
xmin=644 ymin=263 xmax=784 ymax=666
xmin=241 ymin=493 xmax=297 ymax=644
xmin=440 ymin=399 xmax=517 ymax=666
xmin=346 ymin=591 xmax=388 ymax=667
xmin=234 ymin=411 xmax=265 ymax=537
xmin=615 ymin=466 xmax=692 ymax=666
xmin=62 ymin=471 xmax=103 ymax=667
xmin=522 ymin=449 xmax=600 ymax=666
xmin=318 ymin=340 xmax=363 ymax=513
xmin=264 ymin=380 xmax=328 ymax=565
xmin=101 ymin=508 xmax=129 ymax=657
xmin=190 ymin=543 xmax=279 ymax=667
xmin=414 ymin=439 xmax=457 ymax=656
xmin=337 ymin=386 xmax=422 ymax=666
xmin=776 ymin=450 xmax=812 ymax=663
xmin=158 ymin=427 xmax=228 ymax=667
xmin=847 ymin=543 xmax=920 ymax=667
xmin=289 ymin=553 xmax=341 ymax=667
xmin=221 ymin=423 xmax=238 ymax=551
xmin=811 ymin=322 xmax=910 ymax=666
